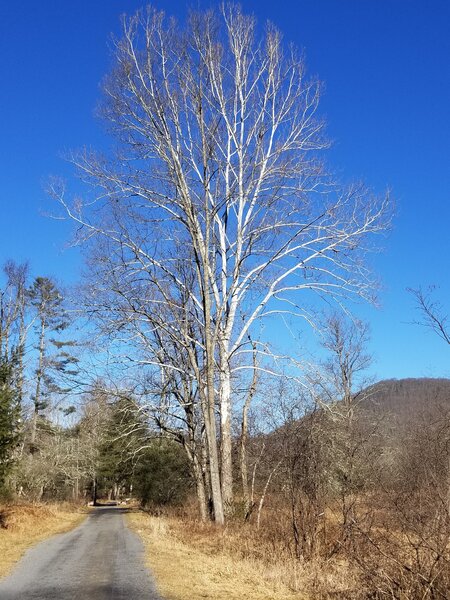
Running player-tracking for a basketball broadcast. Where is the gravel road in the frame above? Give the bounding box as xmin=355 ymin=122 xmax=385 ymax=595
xmin=0 ymin=506 xmax=162 ymax=600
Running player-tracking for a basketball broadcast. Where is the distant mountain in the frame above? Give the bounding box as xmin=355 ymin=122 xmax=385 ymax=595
xmin=360 ymin=377 xmax=450 ymax=426
xmin=266 ymin=378 xmax=450 ymax=446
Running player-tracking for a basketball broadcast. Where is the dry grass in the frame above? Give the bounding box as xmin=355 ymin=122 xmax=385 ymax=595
xmin=128 ymin=510 xmax=305 ymax=600
xmin=0 ymin=502 xmax=87 ymax=578
xmin=130 ymin=494 xmax=450 ymax=599
xmin=168 ymin=500 xmax=362 ymax=597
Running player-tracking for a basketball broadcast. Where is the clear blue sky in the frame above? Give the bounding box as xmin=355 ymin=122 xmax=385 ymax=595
xmin=1 ymin=1 xmax=449 ymax=381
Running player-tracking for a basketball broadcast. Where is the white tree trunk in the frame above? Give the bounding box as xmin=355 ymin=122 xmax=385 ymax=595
xmin=219 ymin=355 xmax=233 ymax=511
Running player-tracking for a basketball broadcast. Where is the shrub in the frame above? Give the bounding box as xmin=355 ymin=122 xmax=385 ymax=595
xmin=133 ymin=439 xmax=192 ymax=508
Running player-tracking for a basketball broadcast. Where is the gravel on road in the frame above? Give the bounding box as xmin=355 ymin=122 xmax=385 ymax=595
xmin=0 ymin=506 xmax=162 ymax=600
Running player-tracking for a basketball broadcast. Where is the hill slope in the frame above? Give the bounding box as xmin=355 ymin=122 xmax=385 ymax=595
xmin=361 ymin=377 xmax=450 ymax=424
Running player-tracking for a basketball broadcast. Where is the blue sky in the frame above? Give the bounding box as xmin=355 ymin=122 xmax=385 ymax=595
xmin=1 ymin=0 xmax=449 ymax=381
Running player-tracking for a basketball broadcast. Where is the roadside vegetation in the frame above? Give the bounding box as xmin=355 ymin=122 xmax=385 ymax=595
xmin=128 ymin=380 xmax=450 ymax=599
xmin=128 ymin=511 xmax=299 ymax=600
xmin=0 ymin=503 xmax=86 ymax=578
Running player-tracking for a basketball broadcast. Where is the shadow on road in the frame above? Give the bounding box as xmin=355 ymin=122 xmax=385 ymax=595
xmin=89 ymin=505 xmax=132 ymax=517
xmin=0 ymin=582 xmax=151 ymax=600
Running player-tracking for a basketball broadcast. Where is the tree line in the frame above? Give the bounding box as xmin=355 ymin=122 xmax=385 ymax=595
xmin=0 ymin=263 xmax=78 ymax=492
xmin=0 ymin=265 xmax=189 ymax=505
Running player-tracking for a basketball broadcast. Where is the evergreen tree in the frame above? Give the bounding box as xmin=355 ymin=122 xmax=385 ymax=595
xmin=133 ymin=438 xmax=192 ymax=508
xmin=0 ymin=353 xmax=21 ymax=489
xmin=28 ymin=277 xmax=77 ymax=452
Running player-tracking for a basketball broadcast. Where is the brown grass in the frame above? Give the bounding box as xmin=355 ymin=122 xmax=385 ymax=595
xmin=0 ymin=502 xmax=87 ymax=578
xmin=127 ymin=510 xmax=305 ymax=600
xmin=127 ymin=497 xmax=366 ymax=600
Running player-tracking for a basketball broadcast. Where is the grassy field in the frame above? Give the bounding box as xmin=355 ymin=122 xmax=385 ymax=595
xmin=0 ymin=503 xmax=87 ymax=578
xmin=127 ymin=510 xmax=304 ymax=600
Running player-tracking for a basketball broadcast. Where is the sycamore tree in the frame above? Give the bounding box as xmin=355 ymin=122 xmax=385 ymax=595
xmin=52 ymin=4 xmax=391 ymax=523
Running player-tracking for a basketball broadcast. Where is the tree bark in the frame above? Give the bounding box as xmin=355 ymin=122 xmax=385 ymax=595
xmin=31 ymin=318 xmax=46 ymax=450
xmin=240 ymin=343 xmax=257 ymax=515
xmin=192 ymin=454 xmax=208 ymax=521
xmin=203 ymin=360 xmax=224 ymax=523
xmin=219 ymin=356 xmax=233 ymax=512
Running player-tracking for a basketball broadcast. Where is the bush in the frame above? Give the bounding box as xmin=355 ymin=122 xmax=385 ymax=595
xmin=133 ymin=439 xmax=192 ymax=508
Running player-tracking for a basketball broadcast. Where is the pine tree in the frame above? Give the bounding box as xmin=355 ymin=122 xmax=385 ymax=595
xmin=28 ymin=277 xmax=77 ymax=452
xmin=0 ymin=353 xmax=21 ymax=488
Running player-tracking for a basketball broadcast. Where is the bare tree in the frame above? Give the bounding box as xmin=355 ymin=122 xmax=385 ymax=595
xmin=317 ymin=316 xmax=378 ymax=547
xmin=410 ymin=286 xmax=450 ymax=345
xmin=0 ymin=261 xmax=30 ymax=417
xmin=409 ymin=285 xmax=450 ymax=518
xmin=0 ymin=261 xmax=29 ymax=361
xmin=315 ymin=314 xmax=372 ymax=416
xmin=52 ymin=4 xmax=391 ymax=522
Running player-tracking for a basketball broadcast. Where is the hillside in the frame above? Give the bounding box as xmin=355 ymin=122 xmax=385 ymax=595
xmin=361 ymin=377 xmax=450 ymax=425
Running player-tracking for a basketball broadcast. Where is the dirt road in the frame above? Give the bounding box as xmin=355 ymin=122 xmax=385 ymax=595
xmin=0 ymin=506 xmax=162 ymax=599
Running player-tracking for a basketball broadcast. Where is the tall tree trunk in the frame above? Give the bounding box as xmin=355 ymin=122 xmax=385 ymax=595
xmin=187 ymin=410 xmax=209 ymax=521
xmin=240 ymin=410 xmax=249 ymax=512
xmin=93 ymin=474 xmax=98 ymax=506
xmin=220 ymin=356 xmax=233 ymax=512
xmin=203 ymin=278 xmax=224 ymax=524
xmin=31 ymin=317 xmax=46 ymax=450
xmin=192 ymin=453 xmax=208 ymax=521
xmin=73 ymin=478 xmax=79 ymax=501
xmin=17 ymin=306 xmax=27 ymax=404
xmin=203 ymin=370 xmax=224 ymax=524
xmin=240 ymin=343 xmax=257 ymax=515
xmin=201 ymin=428 xmax=212 ymax=516
xmin=181 ymin=430 xmax=208 ymax=522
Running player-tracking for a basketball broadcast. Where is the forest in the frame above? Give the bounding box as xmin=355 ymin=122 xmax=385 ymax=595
xmin=1 ymin=4 xmax=449 ymax=600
